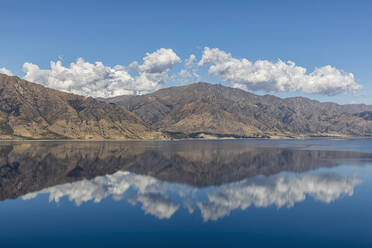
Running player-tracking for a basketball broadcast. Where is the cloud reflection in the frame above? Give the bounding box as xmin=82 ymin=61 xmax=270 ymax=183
xmin=197 ymin=173 xmax=360 ymax=221
xmin=22 ymin=171 xmax=360 ymax=221
xmin=22 ymin=171 xmax=189 ymax=219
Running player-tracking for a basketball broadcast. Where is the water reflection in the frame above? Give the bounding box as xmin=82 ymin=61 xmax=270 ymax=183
xmin=198 ymin=173 xmax=360 ymax=221
xmin=23 ymin=171 xmax=183 ymax=219
xmin=22 ymin=171 xmax=360 ymax=221
xmin=1 ymin=141 xmax=372 ymax=221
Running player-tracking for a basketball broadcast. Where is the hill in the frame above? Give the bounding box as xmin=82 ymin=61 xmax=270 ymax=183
xmin=0 ymin=73 xmax=165 ymax=140
xmin=104 ymin=82 xmax=372 ymax=138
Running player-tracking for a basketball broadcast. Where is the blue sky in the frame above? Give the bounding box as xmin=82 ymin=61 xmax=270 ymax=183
xmin=0 ymin=0 xmax=371 ymax=104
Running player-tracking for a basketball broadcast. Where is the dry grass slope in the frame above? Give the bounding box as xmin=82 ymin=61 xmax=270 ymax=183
xmin=0 ymin=73 xmax=166 ymax=140
xmin=105 ymin=82 xmax=372 ymax=139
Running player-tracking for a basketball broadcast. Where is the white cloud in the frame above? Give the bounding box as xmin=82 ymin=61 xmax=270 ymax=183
xmin=129 ymin=48 xmax=181 ymax=94
xmin=176 ymin=69 xmax=200 ymax=84
xmin=22 ymin=48 xmax=181 ymax=98
xmin=130 ymin=48 xmax=180 ymax=73
xmin=133 ymin=71 xmax=170 ymax=94
xmin=185 ymin=54 xmax=196 ymax=67
xmin=0 ymin=67 xmax=13 ymax=76
xmin=23 ymin=59 xmax=136 ymax=98
xmin=6 ymin=47 xmax=362 ymax=97
xmin=199 ymin=47 xmax=361 ymax=96
xmin=174 ymin=54 xmax=200 ymax=83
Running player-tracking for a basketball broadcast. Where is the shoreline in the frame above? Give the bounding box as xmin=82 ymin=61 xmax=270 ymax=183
xmin=1 ymin=136 xmax=372 ymax=142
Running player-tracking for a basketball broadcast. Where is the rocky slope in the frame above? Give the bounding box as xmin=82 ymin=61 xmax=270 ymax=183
xmin=104 ymin=82 xmax=372 ymax=138
xmin=0 ymin=73 xmax=166 ymax=140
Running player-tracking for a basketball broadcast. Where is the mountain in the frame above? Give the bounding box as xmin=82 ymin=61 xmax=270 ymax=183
xmin=2 ymin=73 xmax=371 ymax=140
xmin=104 ymin=82 xmax=372 ymax=138
xmin=0 ymin=73 xmax=166 ymax=140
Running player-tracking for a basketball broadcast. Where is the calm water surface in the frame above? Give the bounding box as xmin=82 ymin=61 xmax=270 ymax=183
xmin=1 ymin=139 xmax=372 ymax=247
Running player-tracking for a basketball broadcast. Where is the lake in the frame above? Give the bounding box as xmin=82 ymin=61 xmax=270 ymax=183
xmin=1 ymin=139 xmax=372 ymax=247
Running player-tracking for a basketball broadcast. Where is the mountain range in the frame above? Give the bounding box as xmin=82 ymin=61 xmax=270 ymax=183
xmin=104 ymin=82 xmax=372 ymax=139
xmin=1 ymin=73 xmax=372 ymax=140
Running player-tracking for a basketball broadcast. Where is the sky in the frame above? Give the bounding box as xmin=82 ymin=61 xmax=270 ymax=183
xmin=0 ymin=0 xmax=371 ymax=104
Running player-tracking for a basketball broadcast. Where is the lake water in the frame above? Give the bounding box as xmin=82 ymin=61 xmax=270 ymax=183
xmin=1 ymin=139 xmax=372 ymax=247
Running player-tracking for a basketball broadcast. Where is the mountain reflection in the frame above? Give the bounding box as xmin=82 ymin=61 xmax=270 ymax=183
xmin=1 ymin=141 xmax=372 ymax=220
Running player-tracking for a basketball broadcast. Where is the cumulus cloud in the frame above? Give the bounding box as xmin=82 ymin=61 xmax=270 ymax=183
xmin=176 ymin=69 xmax=200 ymax=84
xmin=199 ymin=47 xmax=361 ymax=95
xmin=185 ymin=54 xmax=196 ymax=67
xmin=22 ymin=48 xmax=181 ymax=97
xmin=129 ymin=48 xmax=181 ymax=94
xmin=7 ymin=47 xmax=361 ymax=97
xmin=0 ymin=67 xmax=13 ymax=76
xmin=23 ymin=59 xmax=136 ymax=98
xmin=130 ymin=48 xmax=180 ymax=73
xmin=174 ymin=54 xmax=200 ymax=83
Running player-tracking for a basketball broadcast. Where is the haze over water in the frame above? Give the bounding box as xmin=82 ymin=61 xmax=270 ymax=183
xmin=1 ymin=139 xmax=372 ymax=247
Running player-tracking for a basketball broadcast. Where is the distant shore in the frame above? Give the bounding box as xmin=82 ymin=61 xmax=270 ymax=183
xmin=1 ymin=136 xmax=371 ymax=142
